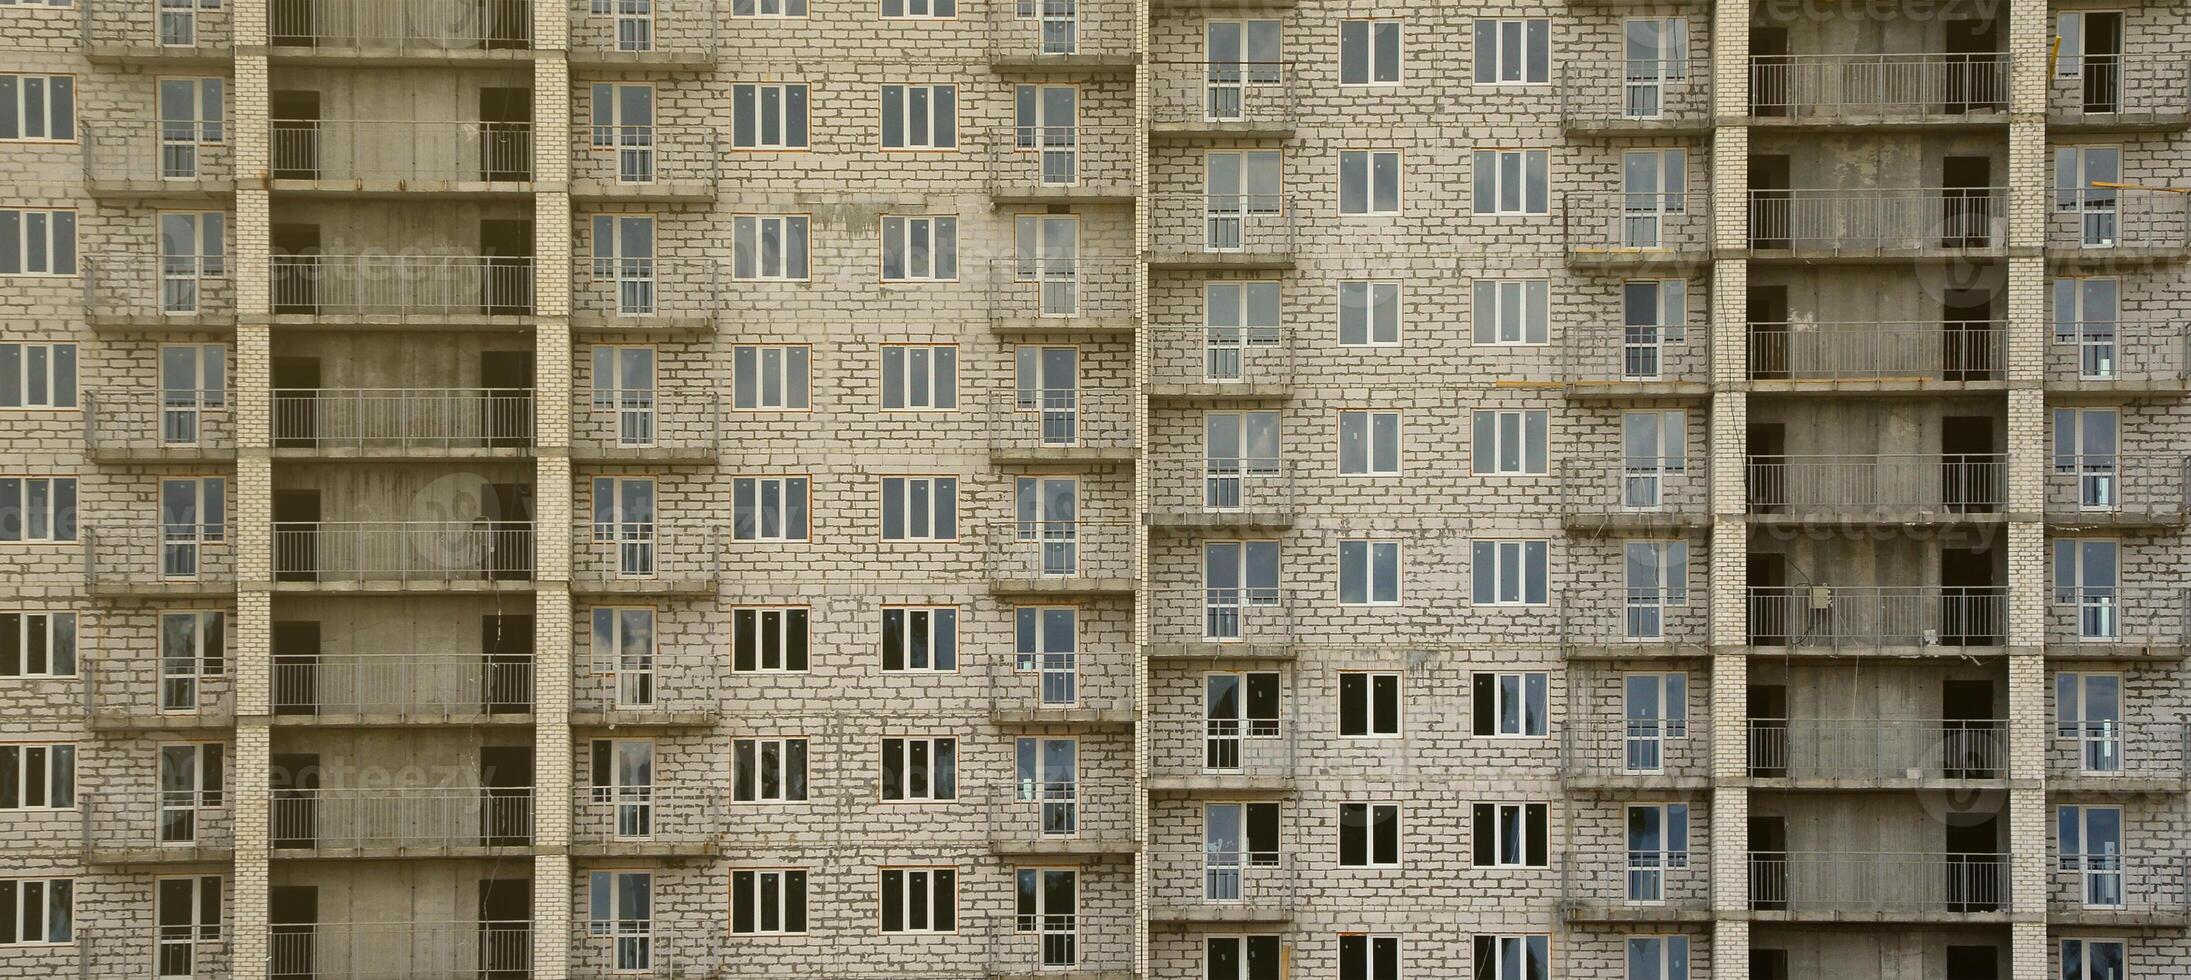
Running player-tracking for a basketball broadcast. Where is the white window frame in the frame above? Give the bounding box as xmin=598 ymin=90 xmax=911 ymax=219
xmin=1337 ymin=671 xmax=1401 ymax=738
xmin=1337 ymin=804 xmax=1401 ymax=869
xmin=1338 ymin=280 xmax=1400 ymax=347
xmin=733 ymin=737 xmax=809 ymax=803
xmin=0 ymin=209 xmax=77 ymax=276
xmin=2057 ymin=670 xmax=2123 ymax=774
xmin=1015 ymin=605 xmax=1080 ymax=707
xmin=880 ymin=84 xmax=958 ymax=150
xmin=1471 ymin=539 xmax=1551 ymax=607
xmin=732 ymin=215 xmax=810 ymax=281
xmin=730 ymin=869 xmax=808 ymax=934
xmin=880 ymin=736 xmax=958 ymax=802
xmin=0 ymin=611 xmax=75 ymax=678
xmin=1338 ymin=539 xmax=1401 ymax=606
xmin=1472 ymin=671 xmax=1550 ymax=738
xmin=589 ymin=476 xmax=655 ymax=578
xmin=0 ymin=743 xmax=74 ymax=810
xmin=879 ymin=867 xmax=958 ymax=934
xmin=158 ymin=344 xmax=225 ymax=446
xmin=882 ymin=606 xmax=958 ymax=672
xmin=1472 ymin=279 xmax=1550 ymax=346
xmin=1625 ymin=936 xmax=1689 ymax=980
xmin=155 ymin=78 xmax=223 ymax=177
xmin=157 ymin=742 xmax=222 ymax=845
xmin=1471 ymin=409 xmax=1549 ymax=475
xmin=729 ymin=0 xmax=804 ymax=16
xmin=1016 ymin=735 xmax=1078 ymax=835
xmin=731 ymin=84 xmax=808 ymax=150
xmin=880 ymin=344 xmax=959 ymax=411
xmin=155 ymin=875 xmax=222 ymax=977
xmin=1338 ymin=20 xmax=1402 ymax=87
xmin=1338 ymin=410 xmax=1401 ymax=476
xmin=731 ymin=606 xmax=810 ymax=673
xmin=1472 ymin=805 xmax=1550 ymax=868
xmin=1338 ymin=934 xmax=1402 ymax=980
xmin=589 ymin=606 xmax=657 ymax=708
xmin=0 ymin=878 xmax=72 ymax=946
xmin=588 ymin=737 xmax=656 ymax=840
xmin=1471 ymin=149 xmax=1549 ymax=216
xmin=732 ymin=344 xmax=810 ymax=412
xmin=1338 ymin=149 xmax=1401 ymax=216
xmin=880 ymin=216 xmax=958 ymax=282
xmin=2055 ymin=537 xmax=2119 ymax=640
xmin=1473 ymin=18 xmax=1551 ymax=84
xmin=2059 ymin=939 xmax=2126 ymax=980
xmin=880 ymin=476 xmax=959 ymax=542
xmin=584 ymin=870 xmax=653 ymax=973
xmin=0 ymin=342 xmax=77 ymax=410
xmin=732 ymin=476 xmax=809 ymax=543
xmin=881 ymin=0 xmax=950 ymax=18
xmin=159 ymin=610 xmax=223 ymax=711
xmin=0 ymin=476 xmax=75 ymax=543
xmin=0 ymin=74 xmax=74 ymax=142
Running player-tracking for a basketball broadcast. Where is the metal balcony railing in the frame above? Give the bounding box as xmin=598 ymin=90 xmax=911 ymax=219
xmin=1561 ymin=322 xmax=1710 ymax=385
xmin=987 ymin=126 xmax=1135 ymax=192
xmin=1559 ymin=718 xmax=1707 ymax=780
xmin=83 ymin=253 xmax=236 ymax=321
xmin=1749 ymin=53 xmax=2007 ymax=117
xmin=1560 ymin=849 xmax=1711 ymax=913
xmin=568 ymin=0 xmax=719 ymax=59
xmin=1559 ymin=60 xmax=1711 ymax=129
xmin=1150 ymin=62 xmax=1298 ymax=130
xmin=1558 ymin=456 xmax=1709 ymax=519
xmin=1148 ymin=457 xmax=1296 ymax=519
xmin=266 ymin=921 xmax=533 ymax=980
xmin=573 ymin=125 xmax=721 ymax=186
xmin=1563 ymin=192 xmax=1711 ymax=257
xmin=2051 ymin=855 xmax=2191 ymax=915
xmin=82 ymin=121 xmax=232 ymax=184
xmin=1745 ymin=453 xmax=2007 ymax=515
xmin=2050 ymin=56 xmax=2191 ymax=121
xmin=572 ymin=784 xmax=721 ymax=846
xmin=2049 ymin=721 xmax=2191 ymax=780
xmin=2048 ymin=191 xmax=2191 ymax=252
xmin=80 ymin=788 xmax=235 ymax=855
xmin=572 ymin=524 xmax=721 ymax=585
xmin=1150 ymin=193 xmax=1297 ymax=257
xmin=2044 ymin=456 xmax=2191 ymax=521
xmin=270 ymin=388 xmax=534 ymax=451
xmin=986 ymin=392 xmax=1134 ymax=453
xmin=270 ymin=255 xmax=536 ymax=318
xmin=268 ymin=787 xmax=535 ymax=851
xmin=985 ymin=919 xmax=1134 ymax=978
xmin=2049 ymin=320 xmax=2191 ymax=386
xmin=270 ymin=653 xmax=534 ymax=716
xmin=1744 ymin=718 xmax=2008 ymax=780
xmin=980 ymin=520 xmax=1135 ymax=584
xmin=573 ymin=386 xmax=720 ymax=456
xmin=2047 ymin=588 xmax=2191 ymax=648
xmin=267 ymin=0 xmax=534 ymax=50
xmin=983 ymin=0 xmax=1132 ymax=61
xmin=1747 ymin=586 xmax=2009 ymax=649
xmin=84 ymin=388 xmax=235 ymax=455
xmin=567 ymin=922 xmax=724 ymax=979
xmin=572 ymin=651 xmax=723 ymax=719
xmin=1162 ymin=717 xmax=1297 ymax=779
xmin=1148 ymin=588 xmax=1294 ymax=648
xmin=569 ymin=257 xmax=718 ymax=321
xmin=985 ymin=256 xmax=1137 ymax=321
xmin=986 ymin=779 xmax=1132 ymax=847
xmin=1560 ymin=587 xmax=1713 ymax=649
xmin=79 ymin=929 xmax=232 ymax=980
xmin=1150 ymin=324 xmax=1293 ymax=388
xmin=269 ymin=120 xmax=534 ymax=183
xmin=987 ymin=650 xmax=1131 ymax=719
xmin=271 ymin=520 xmax=535 ymax=584
xmin=1749 ymin=187 xmax=2005 ymax=252
xmin=82 ymin=652 xmax=236 ymax=724
xmin=83 ymin=0 xmax=234 ymax=50
xmin=1149 ymin=848 xmax=1296 ymax=914
xmin=1748 ymin=321 xmax=2007 ymax=383
xmin=84 ymin=524 xmax=237 ymax=588
xmin=1748 ymin=851 xmax=2012 ymax=915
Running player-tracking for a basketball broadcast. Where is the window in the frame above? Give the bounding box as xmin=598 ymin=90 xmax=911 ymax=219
xmin=2055 ymin=277 xmax=2120 ymax=381
xmin=2060 ymin=939 xmax=2125 ymax=980
xmin=1338 ymin=804 xmax=1400 ymax=868
xmin=1472 ymin=672 xmax=1549 ymax=737
xmin=1013 ymin=868 xmax=1080 ymax=966
xmin=1471 ymin=804 xmax=1548 ymax=868
xmin=881 ymin=736 xmax=957 ymax=801
xmin=881 ymin=344 xmax=959 ymax=410
xmin=586 ymin=871 xmax=653 ymax=973
xmin=0 ymin=209 xmax=75 ymax=276
xmin=156 ymin=79 xmax=223 ymax=177
xmin=881 ymin=216 xmax=957 ymax=282
xmin=0 ymin=743 xmax=74 ymax=809
xmin=2059 ymin=804 xmax=2126 ymax=908
xmin=2055 ymin=538 xmax=2119 ymax=640
xmin=1472 ymin=410 xmax=1548 ymax=475
xmin=1472 ymin=280 xmax=1548 ymax=345
xmin=881 ymin=0 xmax=949 ymax=17
xmin=1472 ymin=540 xmax=1550 ymax=607
xmin=159 ymin=611 xmax=223 ymax=711
xmin=880 ymin=868 xmax=956 ymax=933
xmin=161 ymin=212 xmax=226 ymax=277
xmin=0 ymin=343 xmax=75 ymax=409
xmin=883 ymin=606 xmax=957 ymax=671
xmin=1203 ymin=415 xmax=1281 ymax=513
xmin=160 ymin=476 xmax=225 ymax=577
xmin=0 ymin=611 xmax=74 ymax=678
xmin=1205 ymin=151 xmax=1284 ymax=251
xmin=881 ymin=477 xmax=958 ymax=542
xmin=1339 ymin=21 xmax=1401 ymax=86
xmin=1205 ymin=280 xmax=1281 ymax=381
xmin=1206 ymin=935 xmax=1284 ymax=980
xmin=1625 ymin=540 xmax=1690 ymax=637
xmin=1204 ymin=674 xmax=1282 ymax=773
xmin=159 ymin=344 xmax=225 ymax=445
xmin=589 ymin=738 xmax=655 ymax=838
xmin=732 ymin=607 xmax=810 ymax=672
xmin=730 ymin=0 xmax=803 ymax=15
xmin=1203 ymin=540 xmax=1281 ymax=638
xmin=157 ymin=743 xmax=222 ymax=844
xmin=2057 ymin=146 xmax=2122 ymax=247
xmin=1338 ymin=281 xmax=1400 ymax=346
xmin=1202 ymin=801 xmax=1280 ymax=898
xmin=1338 ymin=672 xmax=1401 ymax=737
xmin=590 ymin=477 xmax=655 ymax=577
xmin=732 ymin=476 xmax=809 ymax=542
xmin=1015 ymin=606 xmax=1079 ymax=706
xmin=1471 ymin=150 xmax=1549 ymax=216
xmin=881 ymin=85 xmax=957 ymax=150
xmin=589 ymin=606 xmax=656 ymax=708
xmin=1340 ymin=934 xmax=1401 ymax=980
xmin=0 ymin=878 xmax=71 ymax=945
xmin=1623 ymin=673 xmax=1687 ymax=770
xmin=1339 ymin=540 xmax=1400 ymax=605
xmin=0 ymin=75 xmax=71 ymax=141
xmin=1622 ymin=279 xmax=1688 ymax=379
xmin=1339 ymin=410 xmax=1401 ymax=475
xmin=732 ymin=216 xmax=809 ymax=281
xmin=2057 ymin=671 xmax=2122 ymax=773
xmin=1339 ymin=150 xmax=1401 ymax=216
xmin=589 ymin=214 xmax=655 ymax=314
xmin=733 ymin=345 xmax=810 ymax=411
xmin=733 ymin=738 xmax=808 ymax=803
xmin=156 ymin=876 xmax=221 ymax=978
xmin=1625 ymin=804 xmax=1690 ymax=901
xmin=0 ymin=476 xmax=75 ymax=542
xmin=1013 ymin=214 xmax=1081 ymax=318
xmin=589 ymin=83 xmax=655 ymax=183
xmin=732 ymin=84 xmax=808 ymax=149
xmin=1014 ymin=85 xmax=1078 ymax=184
xmin=730 ymin=869 xmax=808 ymax=934
xmin=2055 ymin=407 xmax=2119 ymax=511
xmin=1016 ymin=736 xmax=1077 ymax=834
xmin=1473 ymin=19 xmax=1549 ymax=84
xmin=1627 ymin=936 xmax=1689 ymax=980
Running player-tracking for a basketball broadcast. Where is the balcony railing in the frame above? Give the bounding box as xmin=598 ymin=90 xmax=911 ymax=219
xmin=268 ymin=787 xmax=534 ymax=851
xmin=1561 ymin=322 xmax=1710 ymax=386
xmin=572 ymin=125 xmax=720 ymax=186
xmin=82 ymin=0 xmax=234 ymax=50
xmin=2049 ymin=191 xmax=2191 ymax=252
xmin=986 ymin=257 xmax=1136 ymax=322
xmin=1150 ymin=193 xmax=1297 ymax=258
xmin=2049 ymin=721 xmax=2191 ymax=781
xmin=83 ymin=121 xmax=233 ymax=184
xmin=1148 ymin=588 xmax=1294 ymax=649
xmin=80 ymin=788 xmax=235 ymax=855
xmin=1746 ymin=453 xmax=2006 ymax=516
xmin=1559 ymin=60 xmax=1711 ymax=129
xmin=572 ymin=784 xmax=720 ymax=846
xmin=2045 ymin=456 xmax=2191 ymax=521
xmin=1750 ymin=187 xmax=2005 ymax=252
xmin=2050 ymin=56 xmax=2191 ymax=122
xmin=1563 ymin=192 xmax=1711 ymax=257
xmin=985 ymin=919 xmax=1133 ymax=978
xmin=266 ymin=921 xmax=533 ymax=980
xmin=1558 ymin=456 xmax=1708 ymax=520
xmin=268 ymin=0 xmax=534 ymax=50
xmin=572 ymin=650 xmax=723 ymax=719
xmin=1748 ymin=321 xmax=2006 ymax=384
xmin=269 ymin=120 xmax=534 ymax=183
xmin=572 ymin=524 xmax=721 ymax=586
xmin=1560 ymin=718 xmax=1707 ymax=781
xmin=987 ymin=392 xmax=1134 ymax=453
xmin=84 ymin=388 xmax=235 ymax=456
xmin=1744 ymin=718 xmax=2007 ymax=780
xmin=84 ymin=253 xmax=236 ymax=321
xmin=1560 ymin=849 xmax=1710 ymax=914
xmin=567 ymin=922 xmax=723 ymax=978
xmin=988 ymin=126 xmax=1135 ymax=193
xmin=1161 ymin=717 xmax=1297 ymax=780
xmin=568 ymin=0 xmax=719 ymax=59
xmin=80 ymin=929 xmax=232 ymax=980
xmin=984 ymin=0 xmax=1132 ymax=61
xmin=2051 ymin=855 xmax=2191 ymax=916
xmin=980 ymin=520 xmax=1135 ymax=585
xmin=988 ymin=650 xmax=1131 ymax=719
xmin=2049 ymin=319 xmax=2191 ymax=386
xmin=1150 ymin=324 xmax=1293 ymax=389
xmin=270 ymin=255 xmax=536 ymax=318
xmin=1749 ymin=851 xmax=2011 ymax=915
xmin=1747 ymin=586 xmax=2008 ymax=649
xmin=2047 ymin=588 xmax=2191 ymax=648
xmin=1149 ymin=457 xmax=1296 ymax=521
xmin=1149 ymin=848 xmax=1296 ymax=916
xmin=85 ymin=524 xmax=237 ymax=589
xmin=1150 ymin=62 xmax=1298 ymax=131
xmin=83 ymin=652 xmax=236 ymax=725
xmin=271 ymin=520 xmax=535 ymax=584
xmin=1560 ymin=587 xmax=1713 ymax=649
xmin=271 ymin=388 xmax=534 ymax=451
xmin=573 ymin=387 xmax=718 ymax=456
xmin=271 ymin=653 xmax=533 ymax=716
xmin=569 ymin=257 xmax=718 ymax=322
xmin=986 ymin=779 xmax=1131 ymax=849
xmin=1749 ymin=53 xmax=2007 ymax=117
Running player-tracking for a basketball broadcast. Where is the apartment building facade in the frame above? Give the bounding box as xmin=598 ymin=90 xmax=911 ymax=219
xmin=0 ymin=0 xmax=2187 ymax=974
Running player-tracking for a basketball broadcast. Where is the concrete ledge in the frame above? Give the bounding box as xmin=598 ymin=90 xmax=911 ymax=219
xmin=1564 ymin=119 xmax=1714 ymax=139
xmin=989 ymin=183 xmax=1139 ymax=206
xmin=1564 ymin=380 xmax=1711 ymax=399
xmin=2048 ymin=775 xmax=2189 ymax=795
xmin=1561 ymin=902 xmax=1714 ymax=924
xmin=1739 ymin=908 xmax=2018 ymax=924
xmin=2046 ymin=378 xmax=2191 ymax=399
xmin=2044 ymin=643 xmax=2189 ymax=662
xmin=1563 ymin=643 xmax=1712 ymax=661
xmin=1744 ymin=643 xmax=2008 ymax=660
xmin=268 ymin=844 xmax=538 ymax=861
xmin=2047 ymin=908 xmax=2191 ymax=928
xmin=85 ymin=43 xmax=236 ymax=67
xmin=568 ymin=49 xmax=719 ymax=71
xmin=571 ymin=313 xmax=717 ymax=333
xmin=2048 ymin=246 xmax=2191 ymax=267
xmin=1148 ymin=123 xmax=1295 ymax=142
xmin=1145 ymin=383 xmax=1294 ymax=402
xmin=259 ymin=45 xmax=538 ymax=67
xmin=570 ymin=840 xmax=720 ymax=859
xmin=88 ymin=313 xmax=238 ymax=332
xmin=987 ymin=578 xmax=1137 ymax=597
xmin=569 ymin=577 xmax=721 ymax=598
xmin=986 ymin=834 xmax=1137 ymax=858
xmin=1560 ymin=775 xmax=1713 ymax=795
xmin=989 ymin=317 xmax=1137 ymax=336
xmin=1742 ymin=379 xmax=2010 ymax=397
xmin=570 ymin=179 xmax=717 ymax=203
xmin=260 ymin=579 xmax=539 ymax=594
xmin=1731 ymin=776 xmax=2028 ymax=792
xmin=266 ymin=178 xmax=546 ymax=198
xmin=88 ymin=581 xmax=239 ymax=599
xmin=988 ymin=53 xmax=1139 ymax=74
xmin=570 ymin=710 xmax=720 ymax=730
xmin=1561 ymin=511 xmax=1711 ymax=535
xmin=1742 ymin=110 xmax=2009 ymax=132
xmin=85 ymin=178 xmax=236 ymax=199
xmin=990 ymin=707 xmax=1137 ymax=729
xmin=88 ymin=712 xmax=238 ymax=732
xmin=1146 ymin=509 xmax=1296 ymax=531
xmin=85 ymin=846 xmax=235 ymax=867
xmin=1145 ymin=250 xmax=1295 ymax=271
xmin=1147 ymin=903 xmax=1293 ymax=926
xmin=1146 ymin=642 xmax=1298 ymax=661
xmin=1146 ymin=775 xmax=1291 ymax=796
xmin=269 ymin=446 xmax=535 ymax=461
xmin=2049 ymin=111 xmax=2191 ymax=134
xmin=264 ymin=711 xmax=535 ymax=728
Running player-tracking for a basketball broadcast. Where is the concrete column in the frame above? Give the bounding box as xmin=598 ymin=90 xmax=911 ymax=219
xmin=1708 ymin=0 xmax=1751 ymax=973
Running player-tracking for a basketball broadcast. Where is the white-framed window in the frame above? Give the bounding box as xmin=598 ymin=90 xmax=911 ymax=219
xmin=1472 ymin=409 xmax=1548 ymax=475
xmin=732 ymin=215 xmax=810 ymax=281
xmin=1338 ymin=539 xmax=1401 ymax=606
xmin=1339 ymin=150 xmax=1401 ymax=216
xmin=732 ymin=84 xmax=808 ymax=149
xmin=155 ymin=875 xmax=221 ymax=977
xmin=880 ymin=85 xmax=958 ymax=150
xmin=0 ymin=343 xmax=76 ymax=409
xmin=2056 ymin=537 xmax=2119 ymax=640
xmin=585 ymin=870 xmax=652 ymax=973
xmin=588 ymin=215 xmax=655 ymax=315
xmin=1338 ymin=804 xmax=1400 ymax=868
xmin=1013 ymin=85 xmax=1078 ymax=185
xmin=1624 ymin=803 xmax=1690 ymax=902
xmin=0 ymin=611 xmax=75 ymax=678
xmin=0 ymin=878 xmax=72 ymax=945
xmin=1471 ymin=539 xmax=1550 ymax=606
xmin=2059 ymin=804 xmax=2126 ymax=908
xmin=1338 ymin=410 xmax=1401 ymax=476
xmin=590 ymin=476 xmax=655 ymax=577
xmin=0 ymin=476 xmax=74 ymax=542
xmin=0 ymin=209 xmax=76 ymax=276
xmin=1622 ymin=673 xmax=1689 ymax=769
xmin=160 ymin=211 xmax=226 ymax=276
xmin=159 ymin=476 xmax=225 ymax=577
xmin=1015 ymin=605 xmax=1079 ymax=706
xmin=1471 ymin=150 xmax=1549 ymax=216
xmin=0 ymin=75 xmax=73 ymax=141
xmin=1339 ymin=20 xmax=1401 ymax=86
xmin=730 ymin=869 xmax=808 ymax=934
xmin=880 ymin=736 xmax=957 ymax=801
xmin=1473 ymin=19 xmax=1549 ymax=84
xmin=0 ymin=743 xmax=74 ymax=809
xmin=2057 ymin=670 xmax=2122 ymax=772
xmin=587 ymin=737 xmax=656 ymax=839
xmin=1626 ymin=936 xmax=1689 ymax=980
xmin=588 ymin=82 xmax=654 ymax=149
xmin=732 ymin=344 xmax=811 ymax=411
xmin=589 ymin=606 xmax=656 ymax=708
xmin=159 ymin=610 xmax=222 ymax=711
xmin=1205 ymin=280 xmax=1282 ymax=381
xmin=882 ymin=606 xmax=958 ymax=672
xmin=1338 ymin=281 xmax=1400 ymax=346
xmin=159 ymin=344 xmax=226 ymax=446
xmin=880 ymin=476 xmax=958 ymax=542
xmin=1339 ymin=934 xmax=1401 ymax=980
xmin=730 ymin=0 xmax=803 ymax=15
xmin=732 ymin=606 xmax=810 ymax=672
xmin=733 ymin=737 xmax=808 ymax=803
xmin=732 ymin=476 xmax=809 ymax=542
xmin=1205 ymin=935 xmax=1284 ymax=980
xmin=1338 ymin=671 xmax=1401 ymax=737
xmin=1471 ymin=671 xmax=1548 ymax=737
xmin=1471 ymin=805 xmax=1549 ymax=867
xmin=881 ymin=216 xmax=957 ymax=281
xmin=881 ymin=344 xmax=959 ymax=410
xmin=156 ymin=742 xmax=222 ymax=844
xmin=155 ymin=79 xmax=223 ymax=177
xmin=1472 ymin=279 xmax=1549 ymax=345
xmin=879 ymin=867 xmax=957 ymax=933
xmin=1015 ymin=736 xmax=1080 ymax=836
xmin=881 ymin=0 xmax=949 ymax=17
xmin=2060 ymin=939 xmax=2125 ymax=980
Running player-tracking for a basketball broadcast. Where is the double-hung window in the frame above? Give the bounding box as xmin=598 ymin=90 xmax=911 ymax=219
xmin=1339 ymin=540 xmax=1400 ymax=605
xmin=0 ymin=611 xmax=75 ymax=678
xmin=1472 ymin=539 xmax=1550 ymax=606
xmin=730 ymin=870 xmax=807 ymax=933
xmin=1337 ymin=805 xmax=1400 ymax=868
xmin=732 ymin=476 xmax=809 ymax=542
xmin=732 ymin=606 xmax=809 ymax=672
xmin=160 ymin=477 xmax=223 ymax=578
xmin=732 ymin=84 xmax=808 ymax=149
xmin=1472 ymin=280 xmax=1548 ymax=346
xmin=1471 ymin=671 xmax=1548 ymax=737
xmin=0 ymin=75 xmax=72 ymax=141
xmin=879 ymin=868 xmax=956 ymax=933
xmin=1338 ymin=671 xmax=1401 ymax=737
xmin=0 ymin=476 xmax=74 ymax=542
xmin=880 ymin=85 xmax=956 ymax=150
xmin=733 ymin=738 xmax=808 ymax=803
xmin=0 ymin=209 xmax=76 ymax=276
xmin=155 ymin=876 xmax=221 ymax=977
xmin=589 ymin=83 xmax=656 ymax=183
xmin=732 ymin=345 xmax=810 ymax=411
xmin=156 ymin=79 xmax=222 ymax=178
xmin=1471 ymin=804 xmax=1548 ymax=867
xmin=590 ymin=607 xmax=656 ymax=708
xmin=160 ymin=611 xmax=223 ymax=711
xmin=1473 ymin=19 xmax=1549 ymax=84
xmin=1339 ymin=150 xmax=1400 ymax=216
xmin=590 ymin=476 xmax=655 ymax=578
xmin=0 ymin=878 xmax=72 ymax=945
xmin=1471 ymin=150 xmax=1548 ymax=216
xmin=0 ymin=342 xmax=75 ymax=409
xmin=1339 ymin=281 xmax=1400 ymax=346
xmin=1339 ymin=21 xmax=1401 ymax=86
xmin=880 ymin=476 xmax=958 ymax=542
xmin=732 ymin=215 xmax=809 ymax=281
xmin=881 ymin=736 xmax=957 ymax=801
xmin=1338 ymin=410 xmax=1400 ymax=475
xmin=883 ymin=606 xmax=958 ymax=671
xmin=0 ymin=743 xmax=74 ymax=809
xmin=1471 ymin=409 xmax=1548 ymax=475
xmin=881 ymin=216 xmax=957 ymax=281
xmin=881 ymin=344 xmax=958 ymax=410
xmin=587 ymin=871 xmax=653 ymax=972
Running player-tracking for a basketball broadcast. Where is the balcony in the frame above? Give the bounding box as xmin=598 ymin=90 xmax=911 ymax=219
xmin=81 ymin=930 xmax=231 ymax=980
xmin=985 ymin=257 xmax=1137 ymax=333
xmin=1150 ymin=717 xmax=1295 ymax=793
xmin=266 ymin=921 xmax=533 ymax=980
xmin=84 ymin=387 xmax=236 ymax=462
xmin=82 ymin=121 xmax=233 ymax=195
xmin=2049 ymin=722 xmax=2191 ymax=791
xmin=985 ymin=922 xmax=1136 ymax=980
xmin=270 ymin=388 xmax=534 ymax=457
xmin=267 ymin=120 xmax=534 ymax=194
xmin=1748 ymin=53 xmax=2007 ymax=125
xmin=269 ymin=653 xmax=534 ymax=723
xmin=572 ymin=525 xmax=721 ymax=595
xmin=80 ymin=789 xmax=234 ymax=864
xmin=987 ymin=126 xmax=1136 ymax=204
xmin=1560 ymin=322 xmax=1710 ymax=397
xmin=2046 ymin=588 xmax=2191 ymax=656
xmin=1148 ymin=325 xmax=1294 ymax=400
xmin=2050 ymin=56 xmax=2191 ymax=131
xmin=2048 ymin=319 xmax=2191 ymax=394
xmin=568 ymin=0 xmax=719 ymax=67
xmin=83 ymin=253 xmax=236 ymax=327
xmin=2045 ymin=457 xmax=2191 ymax=527
xmin=572 ymin=387 xmax=719 ymax=461
xmin=1743 ymin=718 xmax=2007 ymax=787
xmin=572 ymin=785 xmax=721 ymax=857
xmin=267 ymin=0 xmax=535 ymax=61
xmin=1559 ymin=850 xmax=1711 ymax=922
xmin=1559 ymin=61 xmax=1712 ymax=135
xmin=1148 ymin=193 xmax=1296 ymax=269
xmin=85 ymin=524 xmax=237 ymax=597
xmin=984 ymin=0 xmax=1135 ymax=71
xmin=1149 ymin=62 xmax=1297 ymax=139
xmin=1748 ymin=321 xmax=2007 ymax=390
xmin=2048 ymin=192 xmax=2191 ymax=262
xmin=2051 ymin=856 xmax=2191 ymax=926
xmin=270 ymin=255 xmax=536 ymax=322
xmin=1748 ymin=851 xmax=2013 ymax=921
xmin=268 ymin=787 xmax=535 ymax=857
xmin=986 ymin=395 xmax=1135 ymax=463
xmin=83 ymin=652 xmax=236 ymax=730
xmin=1749 ymin=187 xmax=2005 ymax=257
xmin=986 ymin=781 xmax=1135 ymax=857
xmin=1562 ymin=193 xmax=1711 ymax=269
xmin=988 ymin=650 xmax=1133 ymax=727
xmin=1560 ymin=719 xmax=1709 ymax=790
xmin=1560 ymin=587 xmax=1712 ymax=656
xmin=568 ymin=924 xmax=723 ymax=979
xmin=82 ymin=0 xmax=234 ymax=61
xmin=1146 ymin=848 xmax=1295 ymax=924
xmin=1745 ymin=453 xmax=2008 ymax=523
xmin=570 ymin=258 xmax=718 ymax=330
xmin=572 ymin=649 xmax=723 ymax=728
xmin=1557 ymin=457 xmax=1708 ymax=532
xmin=1146 ymin=588 xmax=1296 ymax=659
xmin=571 ymin=125 xmax=720 ymax=201
xmin=1146 ymin=459 xmax=1297 ymax=530
xmin=1749 ymin=586 xmax=2006 ymax=652
xmin=981 ymin=521 xmax=1135 ymax=594
xmin=270 ymin=521 xmax=535 ymax=589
